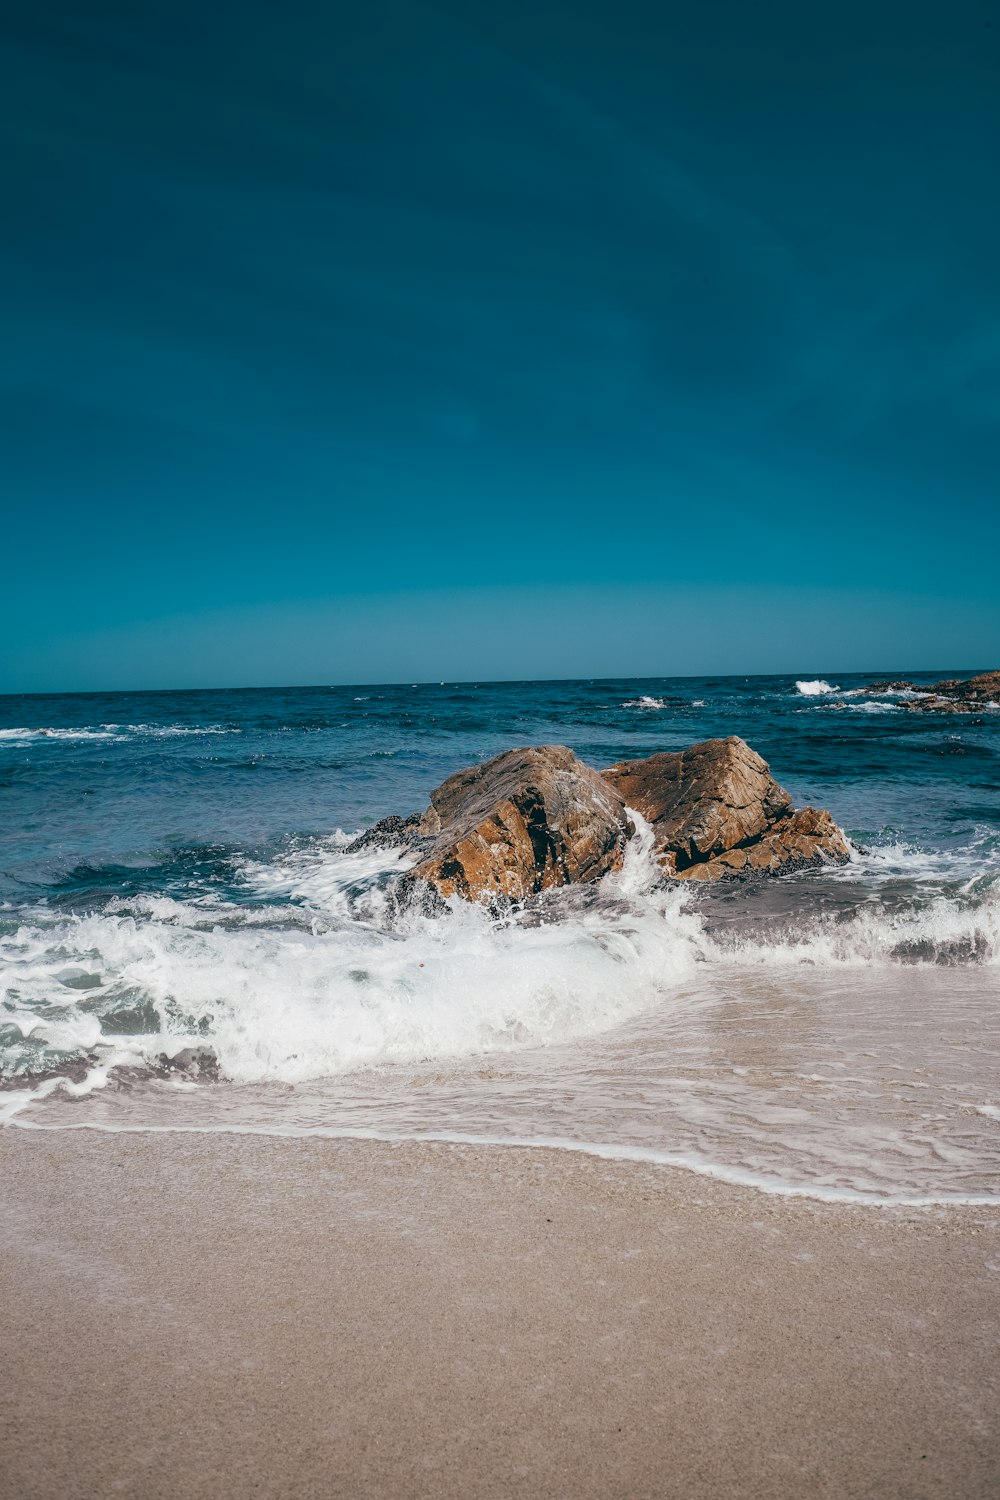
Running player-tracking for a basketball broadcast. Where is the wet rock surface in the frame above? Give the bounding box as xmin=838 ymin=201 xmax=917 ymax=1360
xmin=865 ymin=669 xmax=1000 ymax=712
xmin=408 ymin=744 xmax=633 ymax=904
xmin=357 ymin=736 xmax=850 ymax=903
xmin=343 ymin=813 xmax=422 ymax=854
xmin=681 ymin=804 xmax=850 ymax=881
xmin=603 ymin=736 xmax=850 ymax=882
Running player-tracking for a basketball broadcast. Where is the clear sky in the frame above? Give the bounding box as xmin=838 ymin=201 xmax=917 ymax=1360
xmin=3 ymin=0 xmax=998 ymax=692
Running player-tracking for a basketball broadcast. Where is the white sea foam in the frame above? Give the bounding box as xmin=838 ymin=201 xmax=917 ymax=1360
xmin=3 ymin=821 xmax=998 ymax=1097
xmin=0 ymin=1067 xmax=120 ymax=1126
xmin=0 ymin=723 xmax=235 ymax=744
xmin=0 ymin=727 xmax=123 ymax=743
xmin=2 ymin=1113 xmax=996 ymax=1207
xmin=795 ymin=680 xmax=838 ymax=696
xmin=117 ymin=723 xmax=234 ymax=737
xmin=830 ymin=832 xmax=999 ymax=889
xmin=5 ymin=820 xmax=1000 ymax=1206
xmin=622 ymin=696 xmax=668 ymax=709
xmin=0 ymin=818 xmax=704 ymax=1084
xmin=860 ymin=687 xmax=932 ymax=700
xmin=711 ymin=889 xmax=1000 ymax=966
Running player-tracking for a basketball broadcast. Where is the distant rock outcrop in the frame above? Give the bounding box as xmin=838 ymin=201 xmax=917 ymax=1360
xmin=865 ymin=670 xmax=1000 ymax=712
xmin=602 ymin=736 xmax=850 ymax=882
xmin=408 ymin=744 xmax=633 ymax=904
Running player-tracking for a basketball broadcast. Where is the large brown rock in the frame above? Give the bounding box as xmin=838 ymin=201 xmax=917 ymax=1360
xmin=410 ymin=745 xmax=632 ymax=904
xmin=602 ymin=736 xmax=850 ymax=881
xmin=679 ymin=806 xmax=849 ymax=881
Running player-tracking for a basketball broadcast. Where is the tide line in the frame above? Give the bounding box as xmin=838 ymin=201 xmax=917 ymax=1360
xmin=4 ymin=1111 xmax=999 ymax=1211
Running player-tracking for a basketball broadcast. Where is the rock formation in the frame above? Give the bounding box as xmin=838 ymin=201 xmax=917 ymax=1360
xmin=864 ymin=670 xmax=1000 ymax=712
xmin=353 ymin=736 xmax=851 ymax=906
xmin=344 ymin=813 xmax=421 ymax=854
xmin=407 ymin=744 xmax=633 ymax=904
xmin=602 ymin=736 xmax=850 ymax=881
xmin=674 ymin=804 xmax=848 ymax=881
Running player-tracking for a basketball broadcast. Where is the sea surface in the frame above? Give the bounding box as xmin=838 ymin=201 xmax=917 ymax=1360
xmin=2 ymin=673 xmax=998 ymax=1205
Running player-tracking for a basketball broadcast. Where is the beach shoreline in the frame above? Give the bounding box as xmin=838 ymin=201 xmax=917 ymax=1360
xmin=3 ymin=1129 xmax=998 ymax=1499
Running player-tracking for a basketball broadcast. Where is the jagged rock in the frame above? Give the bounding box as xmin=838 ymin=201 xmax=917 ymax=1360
xmin=679 ymin=806 xmax=849 ymax=881
xmin=409 ymin=745 xmax=632 ymax=904
xmin=925 ymin=670 xmax=1000 ymax=702
xmin=602 ymin=736 xmax=850 ymax=881
xmin=907 ymin=698 xmax=969 ymax=714
xmin=380 ymin=737 xmax=849 ymax=905
xmin=866 ymin=670 xmax=1000 ymax=711
xmin=344 ymin=813 xmax=422 ymax=854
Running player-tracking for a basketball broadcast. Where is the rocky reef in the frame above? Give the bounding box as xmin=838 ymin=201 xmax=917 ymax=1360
xmin=864 ymin=669 xmax=1000 ymax=713
xmin=350 ymin=735 xmax=851 ymax=906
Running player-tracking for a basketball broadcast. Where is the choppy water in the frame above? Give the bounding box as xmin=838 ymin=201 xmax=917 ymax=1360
xmin=2 ymin=673 xmax=998 ymax=1204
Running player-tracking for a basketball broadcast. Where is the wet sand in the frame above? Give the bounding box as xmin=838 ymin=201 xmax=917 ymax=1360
xmin=1 ymin=1129 xmax=998 ymax=1499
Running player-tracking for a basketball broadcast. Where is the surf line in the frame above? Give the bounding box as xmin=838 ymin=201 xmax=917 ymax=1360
xmin=4 ymin=1110 xmax=999 ymax=1211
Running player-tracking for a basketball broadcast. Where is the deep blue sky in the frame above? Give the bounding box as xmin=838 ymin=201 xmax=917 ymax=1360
xmin=3 ymin=0 xmax=998 ymax=691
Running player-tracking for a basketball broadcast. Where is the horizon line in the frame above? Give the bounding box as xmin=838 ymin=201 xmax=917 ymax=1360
xmin=1 ymin=666 xmax=991 ymax=701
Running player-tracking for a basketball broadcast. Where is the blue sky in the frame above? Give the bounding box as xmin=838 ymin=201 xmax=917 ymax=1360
xmin=3 ymin=0 xmax=998 ymax=691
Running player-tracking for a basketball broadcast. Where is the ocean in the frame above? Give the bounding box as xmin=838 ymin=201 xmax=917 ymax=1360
xmin=2 ymin=672 xmax=998 ymax=1206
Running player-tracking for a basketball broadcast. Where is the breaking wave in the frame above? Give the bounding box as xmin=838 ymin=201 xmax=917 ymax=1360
xmin=2 ymin=818 xmax=997 ymax=1092
xmin=0 ymin=724 xmax=236 ymax=744
xmin=795 ymin=679 xmax=838 ymax=696
xmin=0 ymin=821 xmax=698 ymax=1085
xmin=0 ymin=727 xmax=120 ymax=743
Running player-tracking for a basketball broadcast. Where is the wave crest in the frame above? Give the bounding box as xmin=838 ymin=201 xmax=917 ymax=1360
xmin=2 ymin=821 xmax=998 ymax=1089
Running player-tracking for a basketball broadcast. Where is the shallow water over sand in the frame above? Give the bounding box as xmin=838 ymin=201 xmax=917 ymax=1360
xmin=8 ymin=958 xmax=999 ymax=1205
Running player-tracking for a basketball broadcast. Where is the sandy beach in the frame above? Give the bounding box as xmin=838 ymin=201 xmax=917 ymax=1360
xmin=2 ymin=1128 xmax=998 ymax=1499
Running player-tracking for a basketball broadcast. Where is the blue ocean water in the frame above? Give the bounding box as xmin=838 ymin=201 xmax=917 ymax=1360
xmin=2 ymin=671 xmax=997 ymax=899
xmin=2 ymin=673 xmax=998 ymax=1203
